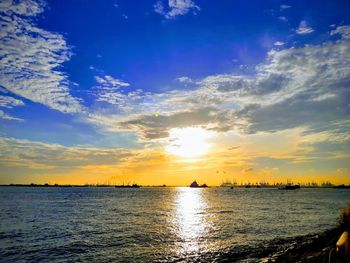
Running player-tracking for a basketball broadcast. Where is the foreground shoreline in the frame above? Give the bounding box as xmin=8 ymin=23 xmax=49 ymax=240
xmin=168 ymin=228 xmax=342 ymax=262
xmin=258 ymin=228 xmax=341 ymax=263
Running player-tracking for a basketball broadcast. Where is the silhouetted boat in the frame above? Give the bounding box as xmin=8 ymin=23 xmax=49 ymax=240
xmin=278 ymin=179 xmax=300 ymax=190
xmin=220 ymin=180 xmax=234 ymax=188
xmin=220 ymin=178 xmax=237 ymax=189
xmin=279 ymin=184 xmax=300 ymax=190
xmin=189 ymin=180 xmax=208 ymax=188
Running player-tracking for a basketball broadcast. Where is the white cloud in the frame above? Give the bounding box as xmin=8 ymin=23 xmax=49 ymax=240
xmin=296 ymin=20 xmax=314 ymax=35
xmin=92 ymin=74 xmax=207 ymax=115
xmin=278 ymin=16 xmax=288 ymax=22
xmin=154 ymin=0 xmax=200 ymax=19
xmin=0 ymin=110 xmax=23 ymax=121
xmin=154 ymin=1 xmax=165 ymax=14
xmin=176 ymin=76 xmax=193 ymax=83
xmin=0 ymin=0 xmax=83 ymax=113
xmin=94 ymin=75 xmax=144 ymax=111
xmin=274 ymin=41 xmax=285 ymax=46
xmin=0 ymin=137 xmax=133 ymax=169
xmin=311 ymin=93 xmax=337 ymax=102
xmin=280 ymin=5 xmax=291 ymax=10
xmin=0 ymin=93 xmax=24 ymax=121
xmin=0 ymin=0 xmax=43 ymax=16
xmin=95 ymin=75 xmax=130 ymax=87
xmin=331 ymin=25 xmax=350 ymax=39
xmin=0 ymin=95 xmax=24 ymax=108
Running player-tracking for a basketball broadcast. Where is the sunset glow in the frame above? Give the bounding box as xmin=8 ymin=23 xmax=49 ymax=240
xmin=166 ymin=127 xmax=213 ymax=158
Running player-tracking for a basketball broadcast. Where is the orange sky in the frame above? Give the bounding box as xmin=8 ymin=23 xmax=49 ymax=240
xmin=1 ymin=127 xmax=349 ymax=186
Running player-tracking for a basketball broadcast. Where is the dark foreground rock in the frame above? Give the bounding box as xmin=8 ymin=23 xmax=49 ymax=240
xmin=261 ymin=228 xmax=341 ymax=263
xmin=167 ymin=228 xmax=343 ymax=262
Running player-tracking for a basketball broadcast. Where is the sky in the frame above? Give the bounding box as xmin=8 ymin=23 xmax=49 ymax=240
xmin=0 ymin=0 xmax=350 ymax=186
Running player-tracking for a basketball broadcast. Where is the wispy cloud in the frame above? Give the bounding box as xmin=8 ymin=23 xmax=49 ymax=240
xmin=296 ymin=20 xmax=314 ymax=34
xmin=0 ymin=137 xmax=133 ymax=170
xmin=274 ymin=41 xmax=285 ymax=46
xmin=176 ymin=76 xmax=194 ymax=83
xmin=331 ymin=25 xmax=350 ymax=39
xmin=154 ymin=0 xmax=200 ymax=19
xmin=278 ymin=16 xmax=288 ymax=22
xmin=0 ymin=94 xmax=24 ymax=121
xmin=0 ymin=110 xmax=23 ymax=121
xmin=95 ymin=75 xmax=130 ymax=88
xmin=0 ymin=0 xmax=83 ymax=113
xmin=0 ymin=0 xmax=43 ymax=16
xmin=0 ymin=95 xmax=24 ymax=108
xmin=93 ymin=75 xmax=147 ymax=112
xmin=280 ymin=5 xmax=291 ymax=10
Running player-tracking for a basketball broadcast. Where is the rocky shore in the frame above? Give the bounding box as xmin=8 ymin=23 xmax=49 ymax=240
xmin=261 ymin=228 xmax=341 ymax=263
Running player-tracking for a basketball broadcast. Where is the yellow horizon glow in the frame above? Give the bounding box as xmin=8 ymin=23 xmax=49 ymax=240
xmin=1 ymin=127 xmax=350 ymax=186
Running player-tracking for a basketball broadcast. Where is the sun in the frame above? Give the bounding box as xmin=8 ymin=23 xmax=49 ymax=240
xmin=166 ymin=127 xmax=213 ymax=158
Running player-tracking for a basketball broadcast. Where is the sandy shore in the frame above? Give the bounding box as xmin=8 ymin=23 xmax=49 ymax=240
xmin=260 ymin=228 xmax=341 ymax=263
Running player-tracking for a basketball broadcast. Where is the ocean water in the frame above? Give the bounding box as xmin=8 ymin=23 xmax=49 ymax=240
xmin=0 ymin=187 xmax=349 ymax=262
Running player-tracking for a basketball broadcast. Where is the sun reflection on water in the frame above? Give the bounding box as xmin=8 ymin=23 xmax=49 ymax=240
xmin=172 ymin=187 xmax=210 ymax=256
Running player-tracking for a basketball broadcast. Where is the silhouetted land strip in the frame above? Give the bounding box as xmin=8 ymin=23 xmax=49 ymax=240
xmin=334 ymin=184 xmax=350 ymax=189
xmin=0 ymin=183 xmax=135 ymax=188
xmin=1 ymin=183 xmax=350 ymax=189
xmin=115 ymin=184 xmax=141 ymax=188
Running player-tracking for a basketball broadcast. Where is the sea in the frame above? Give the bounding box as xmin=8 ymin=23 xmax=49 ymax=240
xmin=0 ymin=187 xmax=349 ymax=262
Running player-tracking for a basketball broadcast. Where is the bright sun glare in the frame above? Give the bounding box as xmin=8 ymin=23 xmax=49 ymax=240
xmin=166 ymin=127 xmax=213 ymax=158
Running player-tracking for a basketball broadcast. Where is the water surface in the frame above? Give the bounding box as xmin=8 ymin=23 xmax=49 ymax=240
xmin=0 ymin=187 xmax=349 ymax=262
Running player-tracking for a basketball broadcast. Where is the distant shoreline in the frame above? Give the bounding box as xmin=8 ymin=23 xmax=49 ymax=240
xmin=1 ymin=184 xmax=349 ymax=189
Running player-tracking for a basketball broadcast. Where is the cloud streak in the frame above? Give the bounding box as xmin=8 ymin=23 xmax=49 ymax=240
xmin=0 ymin=110 xmax=23 ymax=121
xmin=0 ymin=95 xmax=24 ymax=108
xmin=0 ymin=0 xmax=83 ymax=113
xmin=0 ymin=137 xmax=133 ymax=170
xmin=296 ymin=20 xmax=314 ymax=34
xmin=154 ymin=0 xmax=200 ymax=19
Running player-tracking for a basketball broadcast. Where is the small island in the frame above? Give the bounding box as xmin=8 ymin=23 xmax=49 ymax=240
xmin=189 ymin=180 xmax=208 ymax=188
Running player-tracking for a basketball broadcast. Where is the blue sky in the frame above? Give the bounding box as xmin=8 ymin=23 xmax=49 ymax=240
xmin=42 ymin=0 xmax=349 ymax=92
xmin=0 ymin=0 xmax=350 ymax=185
